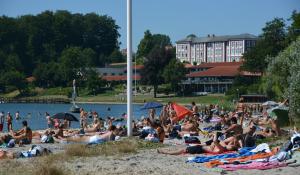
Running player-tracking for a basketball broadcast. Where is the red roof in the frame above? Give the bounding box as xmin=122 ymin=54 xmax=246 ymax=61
xmin=102 ymin=75 xmax=141 ymax=81
xmin=187 ymin=65 xmax=240 ymax=77
xmin=189 ymin=62 xmax=243 ymax=69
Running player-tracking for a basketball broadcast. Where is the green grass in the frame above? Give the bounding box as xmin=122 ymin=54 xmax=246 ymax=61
xmin=1 ymin=86 xmax=234 ymax=110
xmin=77 ymin=93 xmax=234 ymax=110
xmin=36 ymin=87 xmax=72 ymax=96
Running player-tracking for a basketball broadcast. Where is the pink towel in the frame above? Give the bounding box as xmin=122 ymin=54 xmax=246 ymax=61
xmin=218 ymin=161 xmax=287 ymax=171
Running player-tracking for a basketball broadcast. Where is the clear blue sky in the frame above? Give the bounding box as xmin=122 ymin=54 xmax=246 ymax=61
xmin=1 ymin=0 xmax=299 ymax=51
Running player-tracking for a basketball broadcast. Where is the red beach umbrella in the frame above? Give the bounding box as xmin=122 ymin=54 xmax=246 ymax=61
xmin=171 ymin=103 xmax=192 ymax=120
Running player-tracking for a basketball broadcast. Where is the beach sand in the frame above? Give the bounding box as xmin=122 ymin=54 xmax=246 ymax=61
xmin=1 ymin=141 xmax=300 ymax=175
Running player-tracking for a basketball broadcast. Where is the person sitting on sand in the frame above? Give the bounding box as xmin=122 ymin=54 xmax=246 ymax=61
xmin=84 ymin=117 xmax=101 ymax=133
xmin=191 ymin=101 xmax=199 ymax=118
xmin=10 ymin=120 xmax=32 ymax=146
xmin=169 ymin=110 xmax=179 ymax=125
xmin=249 ymin=113 xmax=281 ymax=136
xmin=159 ymin=106 xmax=169 ymax=126
xmin=63 ymin=118 xmax=70 ymax=129
xmin=222 ymin=117 xmax=243 ymax=138
xmin=158 ymin=132 xmax=242 ymax=155
xmin=177 ymin=118 xmax=199 ymax=137
xmin=151 ymin=120 xmax=165 ymax=143
xmin=62 ymin=125 xmax=118 ymax=144
xmin=53 ymin=124 xmax=65 ymax=139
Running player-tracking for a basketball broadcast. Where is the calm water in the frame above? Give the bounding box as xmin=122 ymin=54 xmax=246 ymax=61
xmin=0 ymin=103 xmax=160 ymax=131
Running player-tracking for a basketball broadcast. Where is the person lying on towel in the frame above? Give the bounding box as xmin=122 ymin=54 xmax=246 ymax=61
xmin=157 ymin=132 xmax=242 ymax=155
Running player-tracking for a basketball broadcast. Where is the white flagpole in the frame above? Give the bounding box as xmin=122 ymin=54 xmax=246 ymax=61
xmin=127 ymin=0 xmax=133 ymax=136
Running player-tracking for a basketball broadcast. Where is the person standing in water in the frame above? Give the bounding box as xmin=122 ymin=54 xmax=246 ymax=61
xmin=0 ymin=111 xmax=4 ymax=132
xmin=6 ymin=112 xmax=13 ymax=132
xmin=45 ymin=112 xmax=53 ymax=128
xmin=15 ymin=111 xmax=20 ymax=120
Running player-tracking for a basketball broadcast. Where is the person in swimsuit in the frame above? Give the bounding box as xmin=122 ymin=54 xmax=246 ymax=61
xmin=10 ymin=120 xmax=32 ymax=146
xmin=6 ymin=112 xmax=13 ymax=132
xmin=157 ymin=133 xmax=242 ymax=155
xmin=223 ymin=117 xmax=243 ymax=138
xmin=84 ymin=118 xmax=101 ymax=133
xmin=191 ymin=101 xmax=199 ymax=117
xmin=62 ymin=125 xmax=117 ymax=144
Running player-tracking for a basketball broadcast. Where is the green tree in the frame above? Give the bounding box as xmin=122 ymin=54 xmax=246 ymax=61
xmin=266 ymin=37 xmax=300 ymax=121
xmin=287 ymin=10 xmax=300 ymax=43
xmin=136 ymin=30 xmax=172 ymax=63
xmin=33 ymin=62 xmax=63 ymax=87
xmin=136 ymin=30 xmax=153 ymax=60
xmin=107 ymin=49 xmax=125 ymax=63
xmin=140 ymin=46 xmax=173 ymax=98
xmin=85 ymin=69 xmax=106 ymax=95
xmin=242 ymin=18 xmax=287 ymax=72
xmin=59 ymin=47 xmax=86 ymax=84
xmin=2 ymin=71 xmax=27 ymax=95
xmin=163 ymin=59 xmax=187 ymax=93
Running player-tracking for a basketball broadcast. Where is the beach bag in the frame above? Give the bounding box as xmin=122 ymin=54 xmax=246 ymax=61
xmin=184 ymin=136 xmax=200 ymax=144
xmin=7 ymin=139 xmax=15 ymax=148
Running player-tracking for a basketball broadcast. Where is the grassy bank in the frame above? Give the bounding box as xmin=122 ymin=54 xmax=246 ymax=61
xmin=1 ymin=88 xmax=234 ymax=109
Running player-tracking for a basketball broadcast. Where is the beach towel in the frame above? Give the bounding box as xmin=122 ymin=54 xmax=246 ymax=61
xmin=187 ymin=147 xmax=255 ymax=163
xmin=218 ymin=161 xmax=287 ymax=171
xmin=204 ymin=149 xmax=278 ymax=168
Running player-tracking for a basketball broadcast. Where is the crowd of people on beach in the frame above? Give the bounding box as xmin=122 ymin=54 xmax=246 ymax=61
xmin=1 ymin=98 xmax=300 ymax=172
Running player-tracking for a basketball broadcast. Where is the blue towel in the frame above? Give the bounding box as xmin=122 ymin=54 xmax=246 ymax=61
xmin=187 ymin=147 xmax=256 ymax=163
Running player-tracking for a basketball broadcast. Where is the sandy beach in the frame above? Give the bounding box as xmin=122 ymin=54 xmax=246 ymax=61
xmin=1 ymin=138 xmax=300 ymax=175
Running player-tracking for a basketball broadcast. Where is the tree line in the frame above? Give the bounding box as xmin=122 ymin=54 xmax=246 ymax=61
xmin=136 ymin=30 xmax=187 ymax=98
xmin=232 ymin=10 xmax=300 ymax=121
xmin=0 ymin=10 xmax=124 ymax=95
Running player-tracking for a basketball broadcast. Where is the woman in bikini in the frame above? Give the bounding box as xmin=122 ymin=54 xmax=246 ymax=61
xmin=157 ymin=133 xmax=242 ymax=155
xmin=62 ymin=125 xmax=118 ymax=144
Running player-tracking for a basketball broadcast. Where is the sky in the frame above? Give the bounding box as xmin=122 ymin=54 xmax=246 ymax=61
xmin=1 ymin=0 xmax=300 ymax=51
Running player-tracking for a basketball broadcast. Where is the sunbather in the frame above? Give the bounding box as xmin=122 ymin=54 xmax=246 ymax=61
xmin=62 ymin=125 xmax=117 ymax=144
xmin=53 ymin=124 xmax=65 ymax=139
xmin=84 ymin=118 xmax=101 ymax=133
xmin=158 ymin=133 xmax=242 ymax=155
xmin=223 ymin=117 xmax=243 ymax=137
xmin=10 ymin=120 xmax=32 ymax=146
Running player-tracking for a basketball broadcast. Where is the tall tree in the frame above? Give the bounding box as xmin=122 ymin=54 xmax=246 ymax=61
xmin=107 ymin=49 xmax=125 ymax=63
xmin=2 ymin=71 xmax=27 ymax=95
xmin=136 ymin=30 xmax=172 ymax=62
xmin=287 ymin=10 xmax=300 ymax=43
xmin=85 ymin=69 xmax=106 ymax=95
xmin=265 ymin=37 xmax=300 ymax=122
xmin=163 ymin=59 xmax=187 ymax=93
xmin=141 ymin=46 xmax=173 ymax=98
xmin=242 ymin=18 xmax=287 ymax=72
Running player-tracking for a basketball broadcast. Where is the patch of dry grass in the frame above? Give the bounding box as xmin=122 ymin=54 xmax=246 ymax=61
xmin=0 ymin=138 xmax=163 ymax=175
xmin=64 ymin=138 xmax=163 ymax=157
xmin=33 ymin=154 xmax=70 ymax=175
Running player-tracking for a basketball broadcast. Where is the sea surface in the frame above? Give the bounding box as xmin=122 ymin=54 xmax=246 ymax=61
xmin=0 ymin=103 xmax=160 ymax=131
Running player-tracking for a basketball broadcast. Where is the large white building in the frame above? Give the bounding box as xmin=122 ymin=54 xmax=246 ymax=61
xmin=176 ymin=33 xmax=257 ymax=64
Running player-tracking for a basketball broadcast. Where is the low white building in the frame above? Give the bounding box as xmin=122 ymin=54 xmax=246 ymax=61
xmin=176 ymin=33 xmax=257 ymax=64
